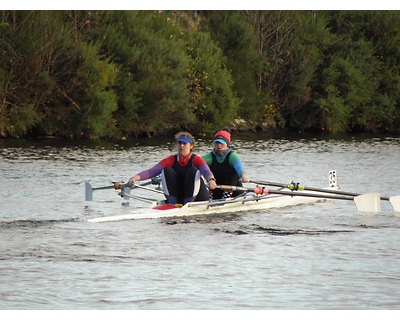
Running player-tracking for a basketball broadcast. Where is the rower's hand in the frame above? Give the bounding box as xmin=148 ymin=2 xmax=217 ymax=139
xmin=128 ymin=177 xmax=139 ymax=188
xmin=241 ymin=173 xmax=249 ymax=183
xmin=208 ymin=179 xmax=217 ymax=190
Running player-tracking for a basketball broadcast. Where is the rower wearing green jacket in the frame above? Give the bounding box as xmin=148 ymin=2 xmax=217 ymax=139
xmin=202 ymin=127 xmax=249 ymax=199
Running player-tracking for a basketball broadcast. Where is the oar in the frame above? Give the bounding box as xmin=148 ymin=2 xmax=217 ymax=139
xmin=116 ymin=182 xmax=164 ymax=195
xmin=85 ymin=182 xmax=110 ymax=201
xmin=389 ymin=195 xmax=400 ymax=212
xmin=84 ymin=180 xmax=156 ymax=201
xmin=116 ymin=193 xmax=158 ymax=203
xmin=216 ymin=185 xmax=381 ymax=213
xmin=250 ymin=179 xmax=400 ymax=212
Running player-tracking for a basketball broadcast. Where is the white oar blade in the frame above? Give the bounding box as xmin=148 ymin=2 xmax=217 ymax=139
xmin=354 ymin=193 xmax=381 ymax=212
xmin=85 ymin=182 xmax=93 ymax=201
xmin=389 ymin=195 xmax=400 ymax=212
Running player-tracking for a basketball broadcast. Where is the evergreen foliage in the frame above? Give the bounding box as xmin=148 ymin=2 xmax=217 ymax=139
xmin=205 ymin=11 xmax=266 ymax=121
xmin=1 ymin=10 xmax=400 ymax=139
xmin=184 ymin=30 xmax=240 ymax=132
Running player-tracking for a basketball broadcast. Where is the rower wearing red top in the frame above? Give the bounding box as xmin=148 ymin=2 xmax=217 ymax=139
xmin=202 ymin=127 xmax=249 ymax=199
xmin=128 ymin=131 xmax=217 ymax=205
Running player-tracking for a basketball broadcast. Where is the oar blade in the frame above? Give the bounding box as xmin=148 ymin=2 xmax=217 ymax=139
xmin=389 ymin=195 xmax=400 ymax=212
xmin=85 ymin=182 xmax=93 ymax=201
xmin=354 ymin=193 xmax=381 ymax=212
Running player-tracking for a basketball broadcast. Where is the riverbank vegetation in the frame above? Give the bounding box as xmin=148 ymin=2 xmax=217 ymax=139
xmin=1 ymin=10 xmax=400 ymax=139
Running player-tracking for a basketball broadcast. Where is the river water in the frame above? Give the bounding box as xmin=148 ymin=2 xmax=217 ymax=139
xmin=1 ymin=133 xmax=400 ymax=312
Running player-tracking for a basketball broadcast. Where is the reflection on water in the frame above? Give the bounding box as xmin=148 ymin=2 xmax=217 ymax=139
xmin=1 ymin=133 xmax=400 ymax=310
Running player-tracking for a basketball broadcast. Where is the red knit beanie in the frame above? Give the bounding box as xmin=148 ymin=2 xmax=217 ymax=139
xmin=213 ymin=130 xmax=231 ymax=145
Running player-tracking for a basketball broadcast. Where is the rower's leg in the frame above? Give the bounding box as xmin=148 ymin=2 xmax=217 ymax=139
xmin=210 ymin=189 xmax=223 ymax=199
xmin=183 ymin=167 xmax=209 ymax=204
xmin=195 ymin=179 xmax=209 ymax=202
xmin=161 ymin=167 xmax=180 ymax=204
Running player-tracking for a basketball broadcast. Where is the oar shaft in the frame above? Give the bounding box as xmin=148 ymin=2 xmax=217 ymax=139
xmin=85 ymin=179 xmax=162 ymax=201
xmin=217 ymin=185 xmax=355 ymax=201
xmin=217 ymin=184 xmax=382 ymax=212
xmin=131 ymin=184 xmax=164 ymax=194
xmin=250 ymin=180 xmax=390 ymax=201
xmin=114 ymin=181 xmax=164 ymax=194
xmin=92 ymin=179 xmax=154 ymax=191
xmin=93 ymin=185 xmax=115 ymax=191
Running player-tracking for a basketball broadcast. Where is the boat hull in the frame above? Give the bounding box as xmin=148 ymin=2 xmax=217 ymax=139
xmin=87 ymin=191 xmax=330 ymax=223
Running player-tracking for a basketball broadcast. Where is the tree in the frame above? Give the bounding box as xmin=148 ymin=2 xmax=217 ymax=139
xmin=184 ymin=30 xmax=240 ymax=133
xmin=317 ymin=11 xmax=398 ymax=133
xmin=2 ymin=10 xmax=400 ymax=138
xmin=205 ymin=11 xmax=268 ymax=122
xmin=93 ymin=11 xmax=194 ymax=137
xmin=276 ymin=11 xmax=333 ymax=131
xmin=0 ymin=11 xmax=60 ymax=137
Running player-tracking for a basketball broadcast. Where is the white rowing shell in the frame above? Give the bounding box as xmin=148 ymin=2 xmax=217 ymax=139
xmin=88 ymin=192 xmax=329 ymax=223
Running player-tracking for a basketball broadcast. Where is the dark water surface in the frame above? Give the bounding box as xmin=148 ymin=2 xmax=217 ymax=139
xmin=1 ymin=133 xmax=400 ymax=311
